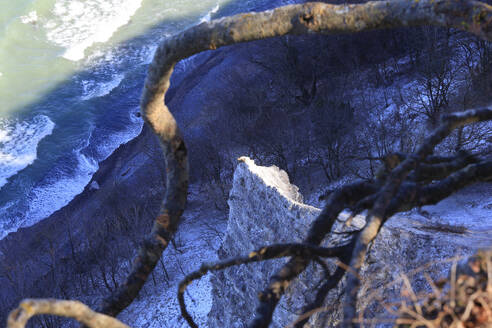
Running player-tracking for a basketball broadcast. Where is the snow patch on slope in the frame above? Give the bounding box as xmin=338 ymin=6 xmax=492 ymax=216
xmin=118 ymin=185 xmax=226 ymax=327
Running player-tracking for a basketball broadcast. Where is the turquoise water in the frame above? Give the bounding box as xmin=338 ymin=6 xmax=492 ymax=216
xmin=0 ymin=0 xmax=298 ymax=239
xmin=0 ymin=0 xmax=227 ymax=115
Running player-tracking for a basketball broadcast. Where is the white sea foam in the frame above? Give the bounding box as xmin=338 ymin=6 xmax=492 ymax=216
xmin=0 ymin=115 xmax=55 ymax=189
xmin=96 ymin=108 xmax=143 ymax=161
xmin=199 ymin=3 xmax=220 ymax=24
xmin=20 ymin=11 xmax=38 ymax=24
xmin=81 ymin=74 xmax=125 ymax=100
xmin=25 ymin=151 xmax=98 ymax=225
xmin=44 ymin=0 xmax=143 ymax=61
xmin=85 ymin=48 xmax=116 ymax=66
xmin=142 ymin=44 xmax=158 ymax=65
xmin=0 ymin=152 xmax=98 ymax=240
xmin=0 ymin=109 xmax=142 ymax=238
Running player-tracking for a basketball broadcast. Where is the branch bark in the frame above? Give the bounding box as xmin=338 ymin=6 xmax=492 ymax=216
xmin=101 ymin=0 xmax=492 ymax=318
xmin=7 ymin=0 xmax=491 ymax=324
xmin=249 ymin=181 xmax=380 ymax=328
xmin=178 ymin=242 xmax=354 ymax=328
xmin=7 ymin=299 xmax=129 ymax=328
xmin=342 ymin=108 xmax=492 ymax=327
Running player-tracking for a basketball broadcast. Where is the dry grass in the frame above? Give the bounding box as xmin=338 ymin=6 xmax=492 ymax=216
xmin=394 ymin=250 xmax=492 ymax=328
xmin=283 ymin=251 xmax=492 ymax=327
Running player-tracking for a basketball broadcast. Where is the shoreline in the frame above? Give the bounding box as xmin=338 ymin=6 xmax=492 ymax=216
xmin=0 ymin=123 xmax=163 ymax=244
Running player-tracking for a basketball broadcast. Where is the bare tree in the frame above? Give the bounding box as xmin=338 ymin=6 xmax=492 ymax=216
xmin=407 ymin=27 xmax=457 ymax=125
xmin=309 ymin=100 xmax=356 ymax=182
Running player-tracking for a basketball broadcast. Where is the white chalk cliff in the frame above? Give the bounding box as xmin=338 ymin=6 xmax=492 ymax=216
xmin=208 ymin=157 xmax=492 ymax=327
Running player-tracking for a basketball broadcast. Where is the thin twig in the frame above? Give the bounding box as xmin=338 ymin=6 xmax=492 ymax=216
xmin=178 ymin=243 xmax=352 ymax=328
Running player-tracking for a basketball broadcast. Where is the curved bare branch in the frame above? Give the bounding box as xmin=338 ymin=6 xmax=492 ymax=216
xmin=99 ymin=0 xmax=492 ymax=319
xmin=7 ymin=299 xmax=129 ymax=328
xmin=3 ymin=0 xmax=491 ymax=326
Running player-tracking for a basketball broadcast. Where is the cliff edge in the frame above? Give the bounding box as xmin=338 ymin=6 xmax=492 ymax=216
xmin=208 ymin=157 xmax=492 ymax=327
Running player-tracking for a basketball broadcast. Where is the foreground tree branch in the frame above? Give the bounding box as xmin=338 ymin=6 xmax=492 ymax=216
xmin=7 ymin=300 xmax=129 ymax=328
xmin=293 ymin=253 xmax=352 ymax=328
xmin=343 ymin=109 xmax=492 ymax=327
xmin=6 ymin=122 xmax=491 ymax=328
xmin=178 ymin=243 xmax=354 ymax=328
xmin=6 ymin=0 xmax=492 ymax=326
xmin=249 ymin=181 xmax=380 ymax=327
xmin=173 ymin=106 xmax=491 ymax=327
xmin=100 ymin=0 xmax=492 ymax=318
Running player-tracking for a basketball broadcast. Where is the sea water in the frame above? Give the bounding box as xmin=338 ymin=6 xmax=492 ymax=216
xmin=0 ymin=0 xmax=298 ymax=239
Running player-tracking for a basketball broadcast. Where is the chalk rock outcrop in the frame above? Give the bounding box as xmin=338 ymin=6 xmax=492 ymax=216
xmin=208 ymin=157 xmax=492 ymax=327
xmin=207 ymin=157 xmax=323 ymax=328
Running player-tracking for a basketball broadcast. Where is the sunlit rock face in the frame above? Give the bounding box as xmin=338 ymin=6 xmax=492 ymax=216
xmin=207 ymin=157 xmax=323 ymax=328
xmin=208 ymin=157 xmax=492 ymax=327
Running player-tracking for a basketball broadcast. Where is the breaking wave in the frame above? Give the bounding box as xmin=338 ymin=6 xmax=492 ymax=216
xmin=44 ymin=0 xmax=143 ymax=61
xmin=0 ymin=115 xmax=55 ymax=189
